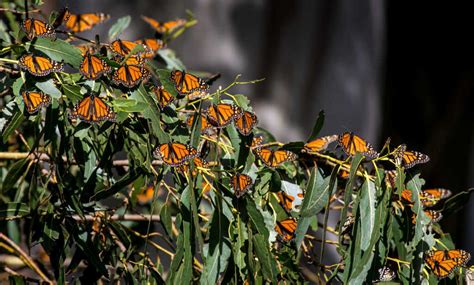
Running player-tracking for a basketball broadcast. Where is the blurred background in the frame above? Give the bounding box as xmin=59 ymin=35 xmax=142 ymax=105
xmin=49 ymin=0 xmax=474 ymax=254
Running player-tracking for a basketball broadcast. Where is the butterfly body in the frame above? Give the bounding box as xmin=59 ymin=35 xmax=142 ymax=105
xmin=338 ymin=132 xmax=378 ymax=159
xmin=205 ymin=103 xmax=242 ymax=128
xmin=303 ymin=135 xmax=338 ymax=153
xmin=141 ymin=15 xmax=186 ymax=34
xmin=235 ymin=111 xmax=258 ymax=136
xmin=275 ymin=218 xmax=297 ymax=242
xmin=394 ymin=144 xmax=430 ymax=168
xmin=255 ymin=147 xmax=296 ymax=168
xmin=151 ymin=86 xmax=174 ymax=109
xmin=65 ymin=12 xmax=109 ymax=33
xmin=22 ymin=18 xmax=55 ymax=40
xmin=80 ymin=53 xmax=111 ymax=80
xmin=425 ymin=249 xmax=471 ymax=279
xmin=170 ymin=70 xmax=209 ymax=98
xmin=231 ymin=173 xmax=253 ymax=198
xmin=112 ymin=64 xmax=150 ymax=88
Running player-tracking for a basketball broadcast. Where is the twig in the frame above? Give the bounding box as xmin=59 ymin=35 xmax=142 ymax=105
xmin=0 ymin=233 xmax=53 ymax=284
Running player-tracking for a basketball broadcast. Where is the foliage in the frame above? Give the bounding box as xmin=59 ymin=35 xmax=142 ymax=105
xmin=0 ymin=1 xmax=473 ymax=284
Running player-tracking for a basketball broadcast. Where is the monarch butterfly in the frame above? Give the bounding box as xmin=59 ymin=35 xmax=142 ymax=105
xmin=176 ymin=156 xmax=209 ymax=174
xmin=153 ymin=142 xmax=198 ymax=167
xmin=18 ymin=54 xmax=63 ymax=76
xmin=141 ymin=15 xmax=186 ymax=34
xmin=80 ymin=52 xmax=111 ymax=80
xmin=376 ymin=267 xmax=396 ymax=282
xmin=151 ymin=86 xmax=174 ymax=109
xmin=135 ymin=38 xmax=165 ymax=58
xmin=110 ymin=39 xmax=150 ymax=57
xmin=277 ymin=190 xmax=304 ymax=213
xmin=394 ymin=144 xmax=430 ymax=169
xmin=112 ymin=64 xmax=150 ymax=88
xmin=22 ymin=18 xmax=55 ymax=40
xmin=275 ymin=218 xmax=297 ymax=242
xmin=64 ymin=12 xmax=109 ymax=33
xmin=231 ymin=173 xmax=253 ymax=198
xmin=136 ymin=185 xmax=155 ymax=205
xmin=338 ymin=132 xmax=379 ymax=159
xmin=251 ymin=135 xmax=264 ymax=149
xmin=384 ymin=169 xmax=398 ymax=189
xmin=234 ymin=111 xmax=258 ymax=136
xmin=425 ymin=249 xmax=471 ymax=279
xmin=206 ymin=103 xmax=243 ymax=128
xmin=186 ymin=114 xmax=214 ymax=134
xmin=412 ymin=209 xmax=443 ymax=224
xmin=70 ymin=94 xmax=116 ymax=123
xmin=21 ymin=91 xmax=51 ymax=114
xmin=401 ymin=188 xmax=451 ymax=208
xmin=255 ymin=147 xmax=296 ymax=168
xmin=170 ymin=70 xmax=209 ymax=98
xmin=303 ymin=135 xmax=338 ymax=153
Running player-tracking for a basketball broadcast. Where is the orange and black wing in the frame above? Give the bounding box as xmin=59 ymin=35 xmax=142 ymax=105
xmin=70 ymin=95 xmax=116 ymax=123
xmin=151 ymin=86 xmax=174 ymax=109
xmin=154 ymin=142 xmax=198 ymax=166
xmin=186 ymin=114 xmax=213 ymax=133
xmin=18 ymin=54 xmax=63 ymax=76
xmin=206 ymin=103 xmax=242 ymax=128
xmin=170 ymin=70 xmax=209 ymax=97
xmin=21 ymin=91 xmax=51 ymax=113
xmin=112 ymin=64 xmax=150 ymax=88
xmin=137 ymin=185 xmax=155 ymax=205
xmin=80 ymin=53 xmax=111 ymax=80
xmin=425 ymin=250 xmax=471 ymax=279
xmin=231 ymin=173 xmax=253 ymax=198
xmin=110 ymin=39 xmax=142 ymax=57
xmin=277 ymin=191 xmax=295 ymax=213
xmin=275 ymin=218 xmax=297 ymax=242
xmin=234 ymin=111 xmax=258 ymax=136
xmin=65 ymin=13 xmax=109 ymax=33
xmin=338 ymin=132 xmax=379 ymax=159
xmin=303 ymin=135 xmax=338 ymax=153
xmin=135 ymin=38 xmax=165 ymax=58
xmin=177 ymin=156 xmax=208 ymax=174
xmin=22 ymin=18 xmax=55 ymax=40
xmin=395 ymin=144 xmax=430 ymax=169
xmin=251 ymin=136 xmax=264 ymax=149
xmin=141 ymin=15 xmax=186 ymax=34
xmin=421 ymin=188 xmax=452 ymax=207
xmin=256 ymin=148 xmax=296 ymax=168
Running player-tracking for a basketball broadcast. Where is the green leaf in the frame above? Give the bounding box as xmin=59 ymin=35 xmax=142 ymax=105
xmin=359 ymin=179 xmax=376 ymax=251
xmin=12 ymin=77 xmax=24 ymax=97
xmin=300 ymin=167 xmax=330 ymax=217
xmin=36 ymin=79 xmax=61 ymax=99
xmin=307 ymin=110 xmax=325 ymax=141
xmin=2 ymin=158 xmax=28 ymax=194
xmin=62 ymin=84 xmax=83 ymax=101
xmin=157 ymin=49 xmax=186 ymax=70
xmin=112 ymin=98 xmax=148 ymax=112
xmin=0 ymin=203 xmax=30 ymax=220
xmin=108 ymin=16 xmax=131 ymax=40
xmin=30 ymin=38 xmax=82 ymax=68
xmin=1 ymin=102 xmax=24 ymax=143
xmin=253 ymin=234 xmax=277 ymax=282
xmin=160 ymin=203 xmax=173 ymax=237
xmin=245 ymin=198 xmax=270 ymax=239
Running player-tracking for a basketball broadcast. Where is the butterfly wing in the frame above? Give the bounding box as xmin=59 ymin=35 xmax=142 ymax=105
xmin=65 ymin=13 xmax=109 ymax=32
xmin=420 ymin=188 xmax=452 ymax=207
xmin=22 ymin=18 xmax=55 ymax=40
xmin=232 ymin=173 xmax=253 ymax=198
xmin=70 ymin=95 xmax=115 ymax=123
xmin=152 ymin=86 xmax=174 ymax=109
xmin=135 ymin=38 xmax=165 ymax=58
xmin=110 ymin=39 xmax=140 ymax=57
xmin=170 ymin=70 xmax=209 ymax=97
xmin=154 ymin=143 xmax=198 ymax=166
xmin=275 ymin=218 xmax=297 ymax=242
xmin=141 ymin=15 xmax=186 ymax=33
xmin=338 ymin=132 xmax=379 ymax=159
xmin=206 ymin=103 xmax=242 ymax=128
xmin=186 ymin=114 xmax=213 ymax=134
xmin=425 ymin=250 xmax=468 ymax=279
xmin=21 ymin=91 xmax=51 ymax=113
xmin=137 ymin=185 xmax=155 ymax=205
xmin=80 ymin=53 xmax=111 ymax=80
xmin=235 ymin=111 xmax=258 ymax=136
xmin=303 ymin=134 xmax=338 ymax=153
xmin=112 ymin=64 xmax=150 ymax=88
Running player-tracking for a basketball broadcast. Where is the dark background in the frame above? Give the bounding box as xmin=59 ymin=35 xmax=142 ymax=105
xmin=51 ymin=0 xmax=474 ymax=253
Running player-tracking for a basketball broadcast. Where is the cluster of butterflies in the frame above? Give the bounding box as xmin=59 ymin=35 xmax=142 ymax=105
xmin=17 ymin=8 xmax=190 ymax=121
xmin=399 ymin=188 xmax=451 ymax=224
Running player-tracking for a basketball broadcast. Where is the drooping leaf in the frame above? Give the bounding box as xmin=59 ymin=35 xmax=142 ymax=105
xmin=108 ymin=16 xmax=131 ymax=40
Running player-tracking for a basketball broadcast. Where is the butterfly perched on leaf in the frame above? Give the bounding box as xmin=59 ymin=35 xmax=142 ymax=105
xmin=22 ymin=18 xmax=55 ymax=40
xmin=277 ymin=190 xmax=304 ymax=213
xmin=151 ymin=86 xmax=174 ymax=109
xmin=425 ymin=249 xmax=471 ymax=279
xmin=110 ymin=39 xmax=150 ymax=58
xmin=70 ymin=95 xmax=116 ymax=123
xmin=303 ymin=135 xmax=338 ymax=154
xmin=18 ymin=54 xmax=63 ymax=76
xmin=255 ymin=147 xmax=296 ymax=168
xmin=176 ymin=156 xmax=209 ymax=175
xmin=79 ymin=52 xmax=111 ymax=80
xmin=394 ymin=144 xmax=430 ymax=169
xmin=401 ymin=188 xmax=451 ymax=208
xmin=186 ymin=113 xmax=214 ymax=134
xmin=338 ymin=132 xmax=379 ymax=159
xmin=21 ymin=91 xmax=51 ymax=114
xmin=234 ymin=110 xmax=258 ymax=136
xmin=135 ymin=38 xmax=165 ymax=58
xmin=275 ymin=218 xmax=297 ymax=242
xmin=63 ymin=11 xmax=110 ymax=33
xmin=170 ymin=70 xmax=209 ymax=99
xmin=231 ymin=173 xmax=253 ymax=198
xmin=112 ymin=63 xmax=150 ymax=88
xmin=153 ymin=142 xmax=198 ymax=167
xmin=141 ymin=15 xmax=186 ymax=34
xmin=205 ymin=103 xmax=242 ymax=128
